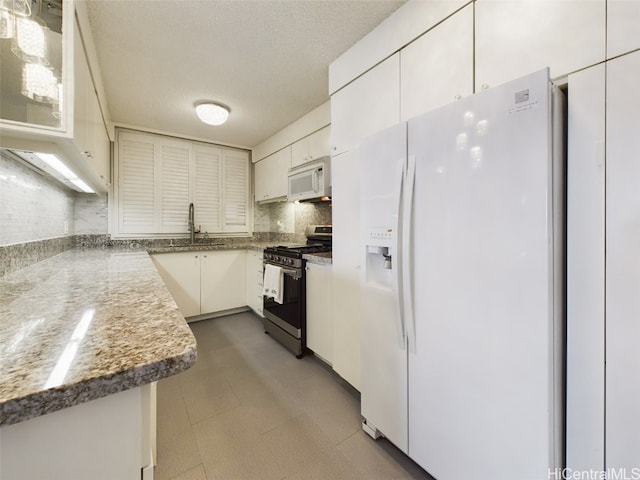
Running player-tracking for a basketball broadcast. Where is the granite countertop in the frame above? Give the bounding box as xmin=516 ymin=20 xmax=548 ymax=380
xmin=303 ymin=252 xmax=333 ymax=265
xmin=149 ymin=241 xmax=273 ymax=254
xmin=0 ymin=248 xmax=197 ymax=426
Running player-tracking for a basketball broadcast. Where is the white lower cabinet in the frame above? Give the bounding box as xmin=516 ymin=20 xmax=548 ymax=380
xmin=0 ymin=385 xmax=154 ymax=480
xmin=246 ymin=250 xmax=264 ymax=316
xmin=201 ymin=251 xmax=247 ymax=314
xmin=152 ymin=250 xmax=247 ymax=320
xmin=305 ymin=262 xmax=333 ymax=364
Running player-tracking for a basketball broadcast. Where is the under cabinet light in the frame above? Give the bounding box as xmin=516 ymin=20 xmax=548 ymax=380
xmin=38 ymin=153 xmax=95 ymax=193
xmin=36 ymin=153 xmax=95 ymax=193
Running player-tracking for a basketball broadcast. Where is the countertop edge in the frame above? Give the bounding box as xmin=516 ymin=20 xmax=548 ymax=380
xmin=0 ymin=343 xmax=197 ymax=427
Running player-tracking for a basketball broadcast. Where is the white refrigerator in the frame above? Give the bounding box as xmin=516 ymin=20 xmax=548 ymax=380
xmin=360 ymin=68 xmax=565 ymax=480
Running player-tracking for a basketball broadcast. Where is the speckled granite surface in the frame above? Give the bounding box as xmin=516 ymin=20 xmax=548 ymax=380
xmin=303 ymin=252 xmax=333 ymax=265
xmin=0 ymin=248 xmax=197 ymax=426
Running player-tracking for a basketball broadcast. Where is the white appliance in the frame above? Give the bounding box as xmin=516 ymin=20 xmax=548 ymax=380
xmin=287 ymin=156 xmax=331 ymax=201
xmin=360 ymin=68 xmax=565 ymax=480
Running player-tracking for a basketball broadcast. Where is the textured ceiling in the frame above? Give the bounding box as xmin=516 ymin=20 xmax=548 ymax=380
xmin=84 ymin=0 xmax=406 ymax=148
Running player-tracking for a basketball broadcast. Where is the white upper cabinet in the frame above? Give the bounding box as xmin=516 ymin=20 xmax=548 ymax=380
xmin=475 ymin=0 xmax=606 ymax=89
xmin=605 ymin=50 xmax=640 ymax=471
xmin=400 ymin=4 xmax=473 ymax=121
xmin=607 ymin=0 xmax=640 ymax=59
xmin=291 ymin=126 xmax=330 ymax=167
xmin=73 ymin=19 xmax=110 ymax=189
xmin=254 ymin=146 xmax=291 ymax=202
xmin=0 ymin=1 xmax=112 ymax=193
xmin=330 ymin=53 xmax=400 ymax=156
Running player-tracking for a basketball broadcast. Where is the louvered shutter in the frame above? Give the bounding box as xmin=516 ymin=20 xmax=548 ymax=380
xmin=193 ymin=145 xmax=222 ymax=232
xmin=118 ymin=132 xmax=156 ymax=233
xmin=222 ymin=149 xmax=250 ymax=232
xmin=115 ymin=129 xmax=250 ymax=236
xmin=159 ymin=142 xmax=191 ymax=233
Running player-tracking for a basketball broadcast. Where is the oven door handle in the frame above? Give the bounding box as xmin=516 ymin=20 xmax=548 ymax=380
xmin=281 ymin=267 xmax=300 ymax=278
xmin=264 ymin=264 xmax=302 ymax=280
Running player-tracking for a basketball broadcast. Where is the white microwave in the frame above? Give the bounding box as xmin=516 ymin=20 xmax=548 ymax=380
xmin=287 ymin=157 xmax=331 ymax=202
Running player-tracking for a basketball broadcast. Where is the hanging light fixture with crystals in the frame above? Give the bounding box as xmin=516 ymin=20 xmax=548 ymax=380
xmin=21 ymin=62 xmax=58 ymax=102
xmin=12 ymin=14 xmax=48 ymax=63
xmin=0 ymin=0 xmax=31 ymax=39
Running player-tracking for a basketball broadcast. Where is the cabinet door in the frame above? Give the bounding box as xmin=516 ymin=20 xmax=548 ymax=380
xmin=291 ymin=137 xmax=310 ymax=168
xmin=565 ymin=64 xmax=606 ymax=472
xmin=254 ymin=147 xmax=291 ymax=201
xmin=605 ymin=50 xmax=640 ymax=470
xmin=330 ymin=54 xmax=400 ymax=156
xmin=291 ymin=126 xmax=331 ymax=168
xmin=246 ymin=250 xmax=264 ymax=316
xmin=475 ymin=0 xmax=605 ymax=90
xmin=74 ymin=20 xmax=110 ymax=189
xmin=73 ymin=25 xmax=90 ymax=158
xmin=306 ymin=262 xmax=333 ymax=363
xmin=330 ymin=150 xmax=361 ymax=389
xmin=87 ymin=88 xmax=111 ymax=187
xmin=307 ymin=126 xmax=330 ymax=161
xmin=400 ymin=4 xmax=473 ymax=121
xmin=607 ymin=0 xmax=640 ymax=59
xmin=200 ymin=250 xmax=247 ymax=314
xmin=151 ymin=253 xmax=200 ymax=318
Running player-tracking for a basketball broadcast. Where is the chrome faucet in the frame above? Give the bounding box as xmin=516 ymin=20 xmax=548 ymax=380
xmin=188 ymin=203 xmax=200 ymax=244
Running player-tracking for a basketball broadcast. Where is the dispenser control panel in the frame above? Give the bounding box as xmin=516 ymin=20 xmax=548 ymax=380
xmin=366 ymin=227 xmax=394 ymax=247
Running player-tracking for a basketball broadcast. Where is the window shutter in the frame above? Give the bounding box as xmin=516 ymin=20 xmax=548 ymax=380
xmin=193 ymin=145 xmax=222 ymax=232
xmin=114 ymin=129 xmax=250 ymax=237
xmin=159 ymin=142 xmax=191 ymax=233
xmin=223 ymin=150 xmax=249 ymax=231
xmin=118 ymin=132 xmax=156 ymax=233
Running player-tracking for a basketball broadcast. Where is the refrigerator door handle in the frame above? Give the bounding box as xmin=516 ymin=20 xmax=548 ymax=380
xmin=403 ymin=154 xmax=417 ymax=353
xmin=393 ymin=158 xmax=407 ymax=345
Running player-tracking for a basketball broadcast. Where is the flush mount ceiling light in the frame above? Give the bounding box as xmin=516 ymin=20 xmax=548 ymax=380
xmin=195 ymin=102 xmax=230 ymax=126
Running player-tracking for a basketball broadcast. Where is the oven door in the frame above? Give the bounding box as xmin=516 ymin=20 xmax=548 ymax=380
xmin=263 ymin=267 xmax=305 ymax=338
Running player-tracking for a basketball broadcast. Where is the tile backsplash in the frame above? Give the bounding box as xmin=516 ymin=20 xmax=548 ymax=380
xmin=254 ymin=201 xmax=332 ymax=242
xmin=0 ymin=152 xmax=109 ymax=276
xmin=0 ymin=150 xmax=332 ymax=276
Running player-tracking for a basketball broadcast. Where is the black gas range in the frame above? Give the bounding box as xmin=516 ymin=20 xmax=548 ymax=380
xmin=263 ymin=226 xmax=332 ymax=357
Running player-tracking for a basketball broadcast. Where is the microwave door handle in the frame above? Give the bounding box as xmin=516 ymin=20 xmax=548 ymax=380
xmin=312 ymin=169 xmax=319 ymax=193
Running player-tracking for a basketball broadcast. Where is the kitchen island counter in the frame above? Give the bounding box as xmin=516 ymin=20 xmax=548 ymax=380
xmin=0 ymin=248 xmax=197 ymax=427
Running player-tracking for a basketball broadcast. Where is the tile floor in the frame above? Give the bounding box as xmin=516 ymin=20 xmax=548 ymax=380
xmin=154 ymin=312 xmax=435 ymax=480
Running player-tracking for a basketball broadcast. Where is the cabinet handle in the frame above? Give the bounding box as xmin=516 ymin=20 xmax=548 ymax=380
xmin=83 ymin=151 xmax=93 ymax=158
